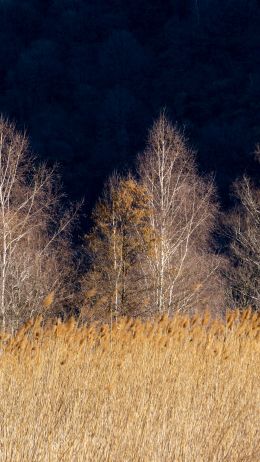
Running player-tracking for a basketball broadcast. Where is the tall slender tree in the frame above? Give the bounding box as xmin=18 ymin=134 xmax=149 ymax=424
xmin=138 ymin=113 xmax=225 ymax=314
xmin=82 ymin=175 xmax=154 ymax=321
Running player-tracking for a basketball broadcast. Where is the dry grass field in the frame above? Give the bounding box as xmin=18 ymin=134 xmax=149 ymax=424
xmin=0 ymin=309 xmax=259 ymax=461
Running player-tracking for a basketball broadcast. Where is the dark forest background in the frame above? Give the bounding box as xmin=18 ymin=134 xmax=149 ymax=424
xmin=0 ymin=0 xmax=259 ymax=226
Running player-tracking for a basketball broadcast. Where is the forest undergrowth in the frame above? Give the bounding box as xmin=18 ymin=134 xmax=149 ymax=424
xmin=0 ymin=309 xmax=259 ymax=461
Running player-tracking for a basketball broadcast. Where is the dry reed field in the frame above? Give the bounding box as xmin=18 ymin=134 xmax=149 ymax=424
xmin=0 ymin=309 xmax=259 ymax=462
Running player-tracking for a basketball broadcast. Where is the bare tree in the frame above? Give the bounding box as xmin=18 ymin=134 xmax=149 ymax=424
xmin=0 ymin=118 xmax=78 ymax=331
xmin=225 ymin=151 xmax=260 ymax=309
xmin=138 ymin=113 xmax=225 ymax=315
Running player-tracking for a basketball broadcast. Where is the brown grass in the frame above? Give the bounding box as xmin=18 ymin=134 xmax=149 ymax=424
xmin=0 ymin=309 xmax=259 ymax=461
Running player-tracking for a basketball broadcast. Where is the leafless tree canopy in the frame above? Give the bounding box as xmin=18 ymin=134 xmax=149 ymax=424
xmin=138 ymin=114 xmax=226 ymax=315
xmin=0 ymin=118 xmax=78 ymax=331
xmin=2 ymin=113 xmax=258 ymax=328
xmin=83 ymin=115 xmax=226 ymax=320
xmin=226 ymin=163 xmax=260 ymax=309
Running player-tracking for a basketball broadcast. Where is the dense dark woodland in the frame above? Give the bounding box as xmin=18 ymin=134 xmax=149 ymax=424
xmin=0 ymin=0 xmax=260 ymax=223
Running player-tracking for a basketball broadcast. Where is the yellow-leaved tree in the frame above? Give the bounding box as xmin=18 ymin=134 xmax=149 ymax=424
xmin=81 ymin=175 xmax=155 ymax=321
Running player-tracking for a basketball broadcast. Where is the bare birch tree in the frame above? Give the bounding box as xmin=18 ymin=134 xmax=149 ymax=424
xmin=138 ymin=113 xmax=225 ymax=314
xmin=0 ymin=118 xmax=78 ymax=331
xmin=225 ymin=149 xmax=260 ymax=309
